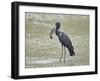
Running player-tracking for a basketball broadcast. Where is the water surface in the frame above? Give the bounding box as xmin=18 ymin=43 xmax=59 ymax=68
xmin=25 ymin=12 xmax=89 ymax=68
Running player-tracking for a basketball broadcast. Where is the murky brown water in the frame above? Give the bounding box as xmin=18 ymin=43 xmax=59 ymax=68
xmin=25 ymin=12 xmax=89 ymax=68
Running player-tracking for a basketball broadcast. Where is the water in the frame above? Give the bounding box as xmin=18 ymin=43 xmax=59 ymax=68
xmin=25 ymin=12 xmax=89 ymax=68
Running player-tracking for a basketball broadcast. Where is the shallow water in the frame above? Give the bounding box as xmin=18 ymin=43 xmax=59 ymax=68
xmin=25 ymin=12 xmax=89 ymax=68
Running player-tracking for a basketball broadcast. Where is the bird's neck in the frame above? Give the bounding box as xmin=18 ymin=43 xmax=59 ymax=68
xmin=55 ymin=29 xmax=59 ymax=36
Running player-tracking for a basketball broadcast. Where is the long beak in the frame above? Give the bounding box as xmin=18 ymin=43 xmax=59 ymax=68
xmin=49 ymin=28 xmax=55 ymax=39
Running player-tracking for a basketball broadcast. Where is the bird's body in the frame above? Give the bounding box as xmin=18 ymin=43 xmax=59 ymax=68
xmin=50 ymin=22 xmax=75 ymax=62
xmin=56 ymin=31 xmax=75 ymax=56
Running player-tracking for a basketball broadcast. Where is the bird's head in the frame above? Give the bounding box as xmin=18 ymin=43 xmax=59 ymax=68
xmin=55 ymin=22 xmax=60 ymax=30
xmin=49 ymin=22 xmax=61 ymax=39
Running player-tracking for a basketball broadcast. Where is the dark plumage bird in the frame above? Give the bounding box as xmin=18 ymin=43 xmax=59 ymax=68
xmin=49 ymin=22 xmax=75 ymax=62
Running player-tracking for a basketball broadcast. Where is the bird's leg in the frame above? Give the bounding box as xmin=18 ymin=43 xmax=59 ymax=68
xmin=59 ymin=45 xmax=63 ymax=62
xmin=64 ymin=47 xmax=66 ymax=63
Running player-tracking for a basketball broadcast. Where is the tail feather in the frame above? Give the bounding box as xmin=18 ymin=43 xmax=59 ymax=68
xmin=68 ymin=47 xmax=75 ymax=56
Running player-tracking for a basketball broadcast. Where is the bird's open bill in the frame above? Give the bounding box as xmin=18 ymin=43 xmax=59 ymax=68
xmin=49 ymin=28 xmax=55 ymax=39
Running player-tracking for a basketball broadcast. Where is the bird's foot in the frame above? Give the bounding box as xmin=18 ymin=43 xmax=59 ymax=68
xmin=64 ymin=59 xmax=66 ymax=63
